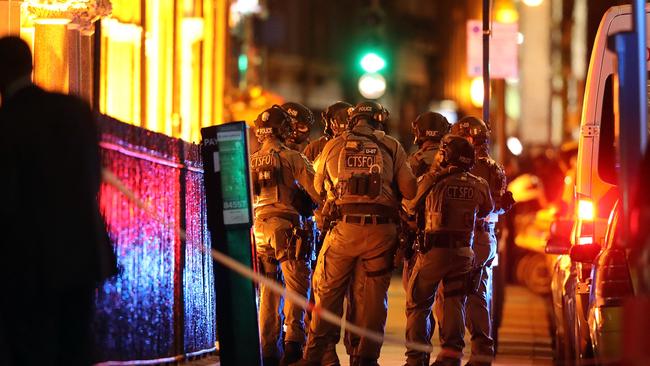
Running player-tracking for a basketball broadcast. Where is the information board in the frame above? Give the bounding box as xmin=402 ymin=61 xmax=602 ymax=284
xmin=216 ymin=127 xmax=251 ymax=226
xmin=201 ymin=121 xmax=260 ymax=366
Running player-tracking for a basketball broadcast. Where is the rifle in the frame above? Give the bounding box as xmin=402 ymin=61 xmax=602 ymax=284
xmin=394 ymin=208 xmax=417 ymax=268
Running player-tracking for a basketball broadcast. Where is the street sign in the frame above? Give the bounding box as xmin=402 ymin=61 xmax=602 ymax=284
xmin=467 ymin=20 xmax=519 ymax=79
xmin=201 ymin=122 xmax=260 ymax=366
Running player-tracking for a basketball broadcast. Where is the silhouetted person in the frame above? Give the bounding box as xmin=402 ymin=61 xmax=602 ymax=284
xmin=0 ymin=36 xmax=116 ymax=365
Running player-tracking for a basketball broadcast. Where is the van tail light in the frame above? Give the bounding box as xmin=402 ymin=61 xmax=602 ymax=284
xmin=576 ymin=199 xmax=596 ymax=245
xmin=578 ymin=199 xmax=595 ymax=221
xmin=594 ymin=248 xmax=634 ymax=307
xmin=578 ymin=236 xmax=593 ymax=245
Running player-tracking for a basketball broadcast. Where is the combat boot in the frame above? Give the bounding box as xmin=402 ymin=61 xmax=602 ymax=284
xmin=358 ymin=357 xmax=379 ymax=366
xmin=349 ymin=355 xmax=359 ymax=366
xmin=431 ymin=357 xmax=461 ymax=366
xmin=289 ymin=359 xmax=319 ymax=366
xmin=320 ymin=347 xmax=340 ymax=366
xmin=280 ymin=342 xmax=303 ymax=366
xmin=263 ymin=356 xmax=280 ymax=366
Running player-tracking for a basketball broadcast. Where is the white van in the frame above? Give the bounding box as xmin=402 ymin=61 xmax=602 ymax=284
xmin=574 ymin=4 xmax=649 ymax=249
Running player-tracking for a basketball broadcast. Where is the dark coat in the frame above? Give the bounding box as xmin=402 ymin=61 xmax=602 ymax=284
xmin=0 ymin=85 xmax=116 ymax=291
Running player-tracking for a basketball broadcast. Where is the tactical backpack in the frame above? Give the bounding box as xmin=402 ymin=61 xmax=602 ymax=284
xmin=336 ymin=132 xmax=384 ymax=202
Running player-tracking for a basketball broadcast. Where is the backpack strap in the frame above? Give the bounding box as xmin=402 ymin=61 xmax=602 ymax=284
xmin=348 ymin=130 xmax=397 ymax=163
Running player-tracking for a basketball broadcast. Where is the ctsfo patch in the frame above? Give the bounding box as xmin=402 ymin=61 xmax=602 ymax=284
xmin=250 ymin=153 xmax=274 ymax=168
xmin=345 ymin=154 xmax=377 ymax=169
xmin=445 ymin=185 xmax=475 ymax=200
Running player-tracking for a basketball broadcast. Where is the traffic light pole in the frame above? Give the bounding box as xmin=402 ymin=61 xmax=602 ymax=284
xmin=482 ymin=0 xmax=491 ymax=127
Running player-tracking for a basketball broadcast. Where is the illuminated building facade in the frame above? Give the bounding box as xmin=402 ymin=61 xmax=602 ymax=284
xmin=0 ymin=0 xmax=228 ymax=143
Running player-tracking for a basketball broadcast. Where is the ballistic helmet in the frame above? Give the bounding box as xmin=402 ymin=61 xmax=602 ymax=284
xmin=440 ymin=134 xmax=475 ymax=171
xmin=282 ymin=102 xmax=314 ymax=144
xmin=254 ymin=105 xmax=292 ymax=142
xmin=348 ymin=100 xmax=389 ymax=129
xmin=322 ymin=101 xmax=352 ymax=137
xmin=411 ymin=111 xmax=451 ymax=145
xmin=451 ymin=116 xmax=490 ymax=146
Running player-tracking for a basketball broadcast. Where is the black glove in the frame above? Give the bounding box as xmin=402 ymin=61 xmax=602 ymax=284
xmin=500 ymin=191 xmax=515 ymax=212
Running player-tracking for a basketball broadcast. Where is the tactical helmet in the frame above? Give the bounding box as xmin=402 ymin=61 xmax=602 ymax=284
xmin=282 ymin=102 xmax=314 ymax=144
xmin=451 ymin=116 xmax=490 ymax=146
xmin=440 ymin=134 xmax=475 ymax=171
xmin=322 ymin=101 xmax=352 ymax=137
xmin=411 ymin=111 xmax=451 ymax=145
xmin=254 ymin=105 xmax=292 ymax=142
xmin=348 ymin=100 xmax=389 ymax=129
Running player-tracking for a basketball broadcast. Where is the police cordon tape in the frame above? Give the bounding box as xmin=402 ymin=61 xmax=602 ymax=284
xmin=102 ymin=167 xmax=621 ymax=365
xmin=102 ymin=167 xmax=433 ymax=354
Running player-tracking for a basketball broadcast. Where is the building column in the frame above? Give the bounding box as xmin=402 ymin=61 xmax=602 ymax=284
xmin=0 ymin=0 xmax=22 ymax=37
xmin=27 ymin=1 xmax=111 ymax=99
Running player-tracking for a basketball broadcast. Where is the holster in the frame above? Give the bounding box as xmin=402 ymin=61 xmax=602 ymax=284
xmin=318 ymin=201 xmax=340 ymax=245
xmin=288 ymin=226 xmax=313 ymax=261
xmin=467 ymin=266 xmax=484 ymax=295
xmin=258 ymin=256 xmax=279 ymax=277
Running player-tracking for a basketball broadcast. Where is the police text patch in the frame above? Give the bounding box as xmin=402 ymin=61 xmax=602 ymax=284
xmin=445 ymin=185 xmax=475 ymax=200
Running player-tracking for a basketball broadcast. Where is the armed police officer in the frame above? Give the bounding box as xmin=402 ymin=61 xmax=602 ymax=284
xmin=445 ymin=117 xmax=514 ymax=366
xmin=303 ymin=101 xmax=352 ymax=162
xmin=404 ymin=135 xmax=493 ymax=366
xmin=304 ymin=101 xmax=353 ymax=239
xmin=285 ymin=102 xmax=345 ymax=366
xmin=283 ymin=101 xmax=319 ymax=277
xmin=408 ymin=112 xmax=450 ymax=177
xmin=400 ymin=112 xmax=451 ymax=288
xmin=304 ymin=101 xmax=353 ymax=366
xmin=250 ymin=105 xmax=321 ymax=366
xmin=295 ymin=101 xmax=417 ymax=366
xmin=283 ymin=102 xmax=315 ymax=153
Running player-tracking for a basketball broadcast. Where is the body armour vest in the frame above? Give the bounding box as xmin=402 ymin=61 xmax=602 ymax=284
xmin=250 ymin=147 xmax=295 ymax=210
xmin=424 ymin=171 xmax=487 ymax=235
xmin=335 ymin=132 xmax=385 ymax=204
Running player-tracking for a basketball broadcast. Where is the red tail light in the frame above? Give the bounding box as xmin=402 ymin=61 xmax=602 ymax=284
xmin=578 ymin=199 xmax=595 ymax=221
xmin=593 ymin=248 xmax=634 ymax=307
xmin=575 ymin=199 xmax=596 ymax=246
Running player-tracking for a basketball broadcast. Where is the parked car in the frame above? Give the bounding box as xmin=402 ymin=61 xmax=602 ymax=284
xmin=580 ymin=201 xmax=634 ymax=364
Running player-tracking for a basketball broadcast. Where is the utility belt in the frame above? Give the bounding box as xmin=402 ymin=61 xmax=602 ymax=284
xmin=338 ymin=204 xmax=398 ymax=221
xmin=421 ymin=232 xmax=471 ymax=252
xmin=342 ymin=214 xmax=394 ymax=225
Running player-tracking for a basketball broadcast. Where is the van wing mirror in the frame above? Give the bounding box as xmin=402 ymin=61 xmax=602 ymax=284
xmin=569 ymin=243 xmax=601 ymax=263
xmin=545 ymin=219 xmax=573 ymax=254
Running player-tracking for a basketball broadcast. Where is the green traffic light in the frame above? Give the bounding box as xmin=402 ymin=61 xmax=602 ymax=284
xmin=360 ymin=52 xmax=386 ymax=73
xmin=238 ymin=54 xmax=248 ymax=72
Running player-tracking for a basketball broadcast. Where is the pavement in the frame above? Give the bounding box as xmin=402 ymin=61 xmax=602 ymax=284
xmin=184 ymin=278 xmax=553 ymax=366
